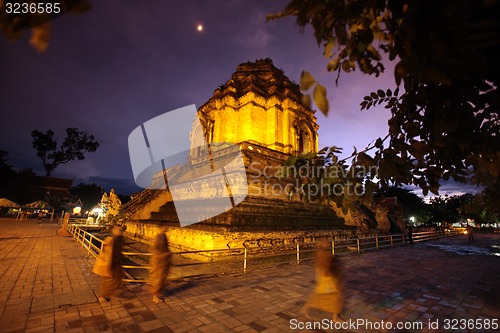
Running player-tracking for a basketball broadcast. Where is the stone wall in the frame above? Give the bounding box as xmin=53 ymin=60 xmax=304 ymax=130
xmin=123 ymin=220 xmax=366 ymax=261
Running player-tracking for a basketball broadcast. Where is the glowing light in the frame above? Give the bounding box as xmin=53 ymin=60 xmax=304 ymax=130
xmin=197 ymin=24 xmax=203 ymax=32
xmin=91 ymin=207 xmax=103 ymax=214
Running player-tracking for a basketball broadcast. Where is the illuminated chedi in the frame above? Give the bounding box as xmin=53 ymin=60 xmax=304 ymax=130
xmin=193 ymin=58 xmax=318 ymax=156
xmin=126 ymin=59 xmax=341 ymax=232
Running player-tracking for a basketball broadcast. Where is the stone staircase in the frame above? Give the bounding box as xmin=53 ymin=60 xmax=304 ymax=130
xmin=148 ymin=195 xmax=343 ymax=231
xmin=119 ymin=172 xmax=170 ymax=220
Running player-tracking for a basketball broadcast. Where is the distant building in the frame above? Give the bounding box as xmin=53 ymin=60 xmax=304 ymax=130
xmin=31 ymin=176 xmax=79 ymax=211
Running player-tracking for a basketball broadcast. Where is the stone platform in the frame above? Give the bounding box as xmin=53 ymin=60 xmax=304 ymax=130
xmin=1 ymin=218 xmax=499 ymax=332
xmin=123 ymin=219 xmax=358 ymax=258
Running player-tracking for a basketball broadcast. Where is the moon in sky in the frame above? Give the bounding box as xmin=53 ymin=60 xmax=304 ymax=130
xmin=197 ymin=24 xmax=203 ymax=32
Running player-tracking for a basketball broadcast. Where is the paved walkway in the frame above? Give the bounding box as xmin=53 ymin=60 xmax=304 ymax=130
xmin=0 ymin=218 xmax=499 ymax=333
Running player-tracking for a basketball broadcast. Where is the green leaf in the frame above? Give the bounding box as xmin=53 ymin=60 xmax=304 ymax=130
xmin=313 ymin=83 xmax=329 ymax=116
xmin=318 ymin=147 xmax=328 ymax=154
xmin=394 ymin=62 xmax=406 ymax=86
xmin=329 ymin=146 xmax=342 ymax=154
xmin=327 ymin=58 xmax=340 ymax=71
xmin=285 ymin=156 xmax=298 ymax=166
xmin=429 ymin=186 xmax=439 ymax=196
xmin=301 ymin=94 xmax=312 ymax=109
xmin=388 ymin=118 xmax=400 ymax=135
xmin=324 ymin=39 xmax=336 ymax=58
xmin=366 ymin=44 xmax=381 ymax=60
xmin=29 ymin=24 xmax=51 ymax=53
xmin=300 ymin=71 xmax=315 ymax=91
xmin=356 ymin=152 xmax=375 ymax=166
xmin=340 ymin=59 xmax=356 ymax=72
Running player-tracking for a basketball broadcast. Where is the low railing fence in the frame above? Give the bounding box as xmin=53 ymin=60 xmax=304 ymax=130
xmin=68 ymin=224 xmax=103 ymax=258
xmin=67 ymin=224 xmax=460 ymax=283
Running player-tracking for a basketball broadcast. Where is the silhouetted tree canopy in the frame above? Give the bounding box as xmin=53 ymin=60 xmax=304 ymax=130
xmin=0 ymin=150 xmax=37 ymax=204
xmin=269 ymin=0 xmax=500 ymax=195
xmin=69 ymin=183 xmax=104 ymax=211
xmin=0 ymin=149 xmax=16 ymax=198
xmin=375 ymin=186 xmax=429 ymax=222
xmin=31 ymin=127 xmax=99 ymax=177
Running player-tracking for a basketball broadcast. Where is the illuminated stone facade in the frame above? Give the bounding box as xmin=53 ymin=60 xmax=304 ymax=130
xmin=192 ymin=58 xmax=318 ymax=157
xmin=125 ymin=59 xmax=342 ymax=245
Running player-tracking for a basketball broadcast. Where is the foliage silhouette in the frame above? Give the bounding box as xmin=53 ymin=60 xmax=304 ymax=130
xmin=32 ymin=127 xmax=99 ymax=177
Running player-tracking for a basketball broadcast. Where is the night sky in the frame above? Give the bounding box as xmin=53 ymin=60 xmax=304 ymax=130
xmin=0 ymin=0 xmax=476 ymax=197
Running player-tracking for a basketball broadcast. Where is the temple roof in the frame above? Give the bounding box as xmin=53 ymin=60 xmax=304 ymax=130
xmin=209 ymin=58 xmax=303 ymax=102
xmin=195 ymin=58 xmax=319 ymax=155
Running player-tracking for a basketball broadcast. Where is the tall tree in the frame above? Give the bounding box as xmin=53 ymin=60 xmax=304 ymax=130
xmin=31 ymin=128 xmax=99 ymax=177
xmin=0 ymin=150 xmax=37 ymax=204
xmin=375 ymin=186 xmax=429 ymax=224
xmin=269 ymin=0 xmax=500 ymax=195
xmin=0 ymin=149 xmax=16 ymax=198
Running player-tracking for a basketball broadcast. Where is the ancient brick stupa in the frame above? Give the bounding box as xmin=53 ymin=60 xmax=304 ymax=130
xmin=196 ymin=58 xmax=318 ymax=155
xmin=123 ymin=59 xmax=342 ymax=246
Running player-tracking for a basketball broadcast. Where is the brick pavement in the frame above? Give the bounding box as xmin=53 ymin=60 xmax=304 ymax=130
xmin=0 ymin=218 xmax=499 ymax=333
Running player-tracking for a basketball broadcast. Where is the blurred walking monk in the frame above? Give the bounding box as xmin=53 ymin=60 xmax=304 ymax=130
xmin=93 ymin=226 xmax=125 ymax=303
xmin=149 ymin=231 xmax=172 ymax=303
xmin=301 ymin=241 xmax=344 ymax=322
